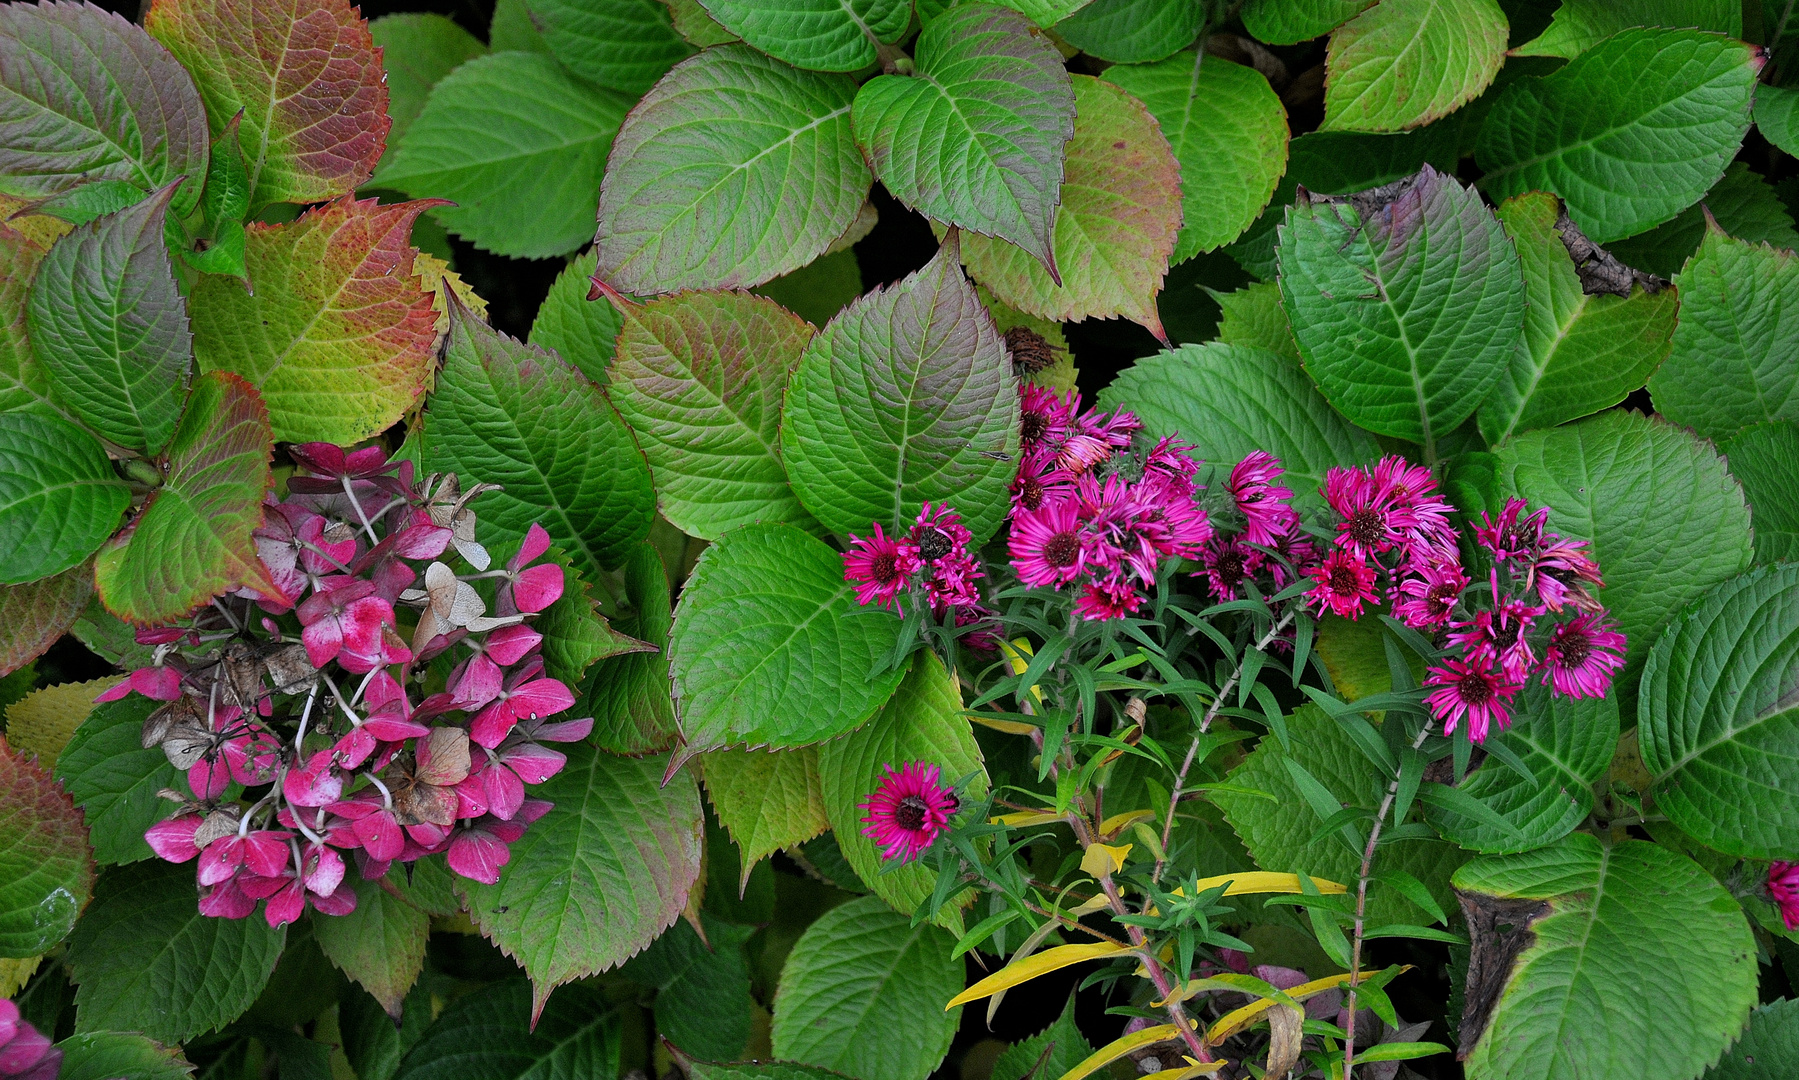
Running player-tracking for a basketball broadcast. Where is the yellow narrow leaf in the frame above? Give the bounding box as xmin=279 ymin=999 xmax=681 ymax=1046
xmin=993 ymin=810 xmax=1063 ymax=827
xmin=945 ymin=941 xmax=1130 ymax=1009
xmin=1103 ymin=808 xmax=1155 ymax=833
xmin=1068 ymin=892 xmax=1112 ymax=916
xmin=1192 ymin=871 xmax=1347 ymax=897
xmin=971 ymin=715 xmax=1038 ymax=735
xmin=1057 ymin=1019 xmax=1195 ymax=1080
xmin=1081 ymin=842 xmax=1132 ymax=878
xmin=1140 ymin=1059 xmax=1227 ymax=1080
xmin=1000 ymin=638 xmax=1045 ymax=706
xmin=4 ymin=676 xmax=120 ymax=770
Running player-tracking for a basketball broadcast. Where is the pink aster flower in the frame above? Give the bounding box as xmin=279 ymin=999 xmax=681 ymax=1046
xmin=1424 ymin=657 xmax=1520 ymax=743
xmin=1323 ymin=465 xmax=1408 ymax=559
xmin=843 ymin=523 xmax=919 ymax=610
xmin=1307 ymin=549 xmax=1379 ymax=619
xmin=1392 ymin=562 xmax=1469 ymax=629
xmin=1530 ymin=534 xmax=1605 ymax=613
xmin=1448 ymin=595 xmax=1545 ymax=684
xmin=858 ymin=762 xmax=958 ymax=863
xmin=1228 ymin=451 xmax=1298 ymax=546
xmin=1011 ymin=451 xmax=1075 ymax=514
xmin=1372 ymin=455 xmax=1457 ymax=552
xmin=1768 ymin=861 xmax=1799 ymax=931
xmin=1074 ymin=577 xmax=1143 ymax=621
xmin=1475 ymin=498 xmax=1548 ymax=562
xmin=1019 ymin=385 xmax=1075 ymax=457
xmin=1009 ymin=496 xmax=1087 ymax=587
xmin=1541 ymin=612 xmax=1627 ymax=699
xmin=1198 ymin=536 xmax=1265 ymax=601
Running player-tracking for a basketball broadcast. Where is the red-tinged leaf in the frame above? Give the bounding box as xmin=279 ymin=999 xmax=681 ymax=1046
xmin=957 ymin=76 xmax=1182 ymax=341
xmin=145 ymin=0 xmax=388 ymax=208
xmin=189 ymin=196 xmax=445 ymax=444
xmin=94 ymin=371 xmax=274 ymax=624
xmin=0 ymin=1 xmax=210 ymax=217
xmin=0 ymin=223 xmax=63 ymax=422
xmin=0 ymin=735 xmax=96 ymax=957
xmin=0 ymin=562 xmax=95 ymax=677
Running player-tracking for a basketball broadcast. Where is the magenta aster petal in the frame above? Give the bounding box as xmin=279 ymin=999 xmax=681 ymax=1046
xmin=1423 ymin=658 xmax=1520 ymax=743
xmin=1228 ymin=451 xmax=1297 ymax=546
xmin=858 ymin=761 xmax=958 ymax=863
xmin=1307 ymin=549 xmax=1379 ymax=619
xmin=1009 ymin=496 xmax=1085 ymax=587
xmin=1769 ymin=860 xmax=1799 ymax=931
xmin=1542 ymin=612 xmax=1627 ymax=698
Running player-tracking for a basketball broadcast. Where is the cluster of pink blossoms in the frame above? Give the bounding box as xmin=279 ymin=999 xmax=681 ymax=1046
xmin=841 ymin=503 xmax=1001 ymax=649
xmin=1195 ymin=450 xmax=1319 ymax=610
xmin=1768 ymin=860 xmax=1799 ymax=930
xmin=103 ymin=443 xmax=589 ymax=926
xmin=1305 ymin=458 xmax=1625 ymax=741
xmin=0 ymin=1000 xmax=55 ymax=1080
xmin=1006 ymin=387 xmax=1212 ymax=619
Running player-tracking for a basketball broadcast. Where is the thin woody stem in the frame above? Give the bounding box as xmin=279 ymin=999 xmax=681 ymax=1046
xmin=1341 ymin=720 xmax=1435 ymax=1080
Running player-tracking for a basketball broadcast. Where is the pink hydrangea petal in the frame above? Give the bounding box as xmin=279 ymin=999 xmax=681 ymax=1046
xmin=363 ymin=716 xmax=431 ymax=742
xmin=454 ymin=775 xmax=490 ymax=819
xmin=145 ymin=815 xmax=203 ymax=863
xmin=301 ymin=618 xmax=345 ymax=668
xmin=468 ymin=702 xmax=514 ymax=750
xmin=284 ymin=751 xmax=344 ymax=807
xmin=197 ymin=837 xmax=245 ymax=887
xmin=392 ymin=522 xmax=453 ymax=559
xmin=241 ymin=831 xmax=293 ymax=878
xmin=333 ymin=727 xmax=378 ymax=770
xmin=527 ymin=716 xmax=593 ymax=743
xmin=198 ymin=877 xmax=257 ymax=918
xmin=303 ymin=844 xmax=345 ymax=896
xmin=513 ymin=523 xmax=552 ymax=569
xmin=447 ymin=830 xmax=510 ymax=884
xmin=94 ymin=680 xmax=134 ymax=703
xmin=264 ymin=880 xmax=306 ymax=927
xmin=511 ymin=563 xmax=564 ymax=613
xmin=509 ymin=679 xmax=574 ymax=721
xmin=310 ymin=882 xmax=358 ymax=916
xmin=353 ymin=813 xmax=405 ymax=862
xmin=482 ymin=765 xmax=526 ymax=821
xmin=501 ymin=743 xmax=565 ymax=786
xmin=131 ymin=667 xmax=183 ymax=701
xmin=0 ymin=1027 xmax=51 ymax=1074
xmin=450 ymin=655 xmax=504 ymax=709
xmin=484 ymin=624 xmax=542 ymax=666
xmin=290 ymin=442 xmax=347 ymax=475
xmin=188 ymin=758 xmax=231 ymax=801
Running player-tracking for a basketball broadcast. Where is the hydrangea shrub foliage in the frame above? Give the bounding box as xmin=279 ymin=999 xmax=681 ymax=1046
xmin=1 ymin=1 xmax=1797 ymax=1079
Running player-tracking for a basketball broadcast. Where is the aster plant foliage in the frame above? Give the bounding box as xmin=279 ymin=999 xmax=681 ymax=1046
xmin=0 ymin=0 xmax=1796 ymax=1079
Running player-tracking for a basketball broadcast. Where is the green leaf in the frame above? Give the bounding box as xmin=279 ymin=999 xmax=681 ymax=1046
xmin=687 ymin=1064 xmax=857 ymax=1080
xmin=1322 ymin=0 xmax=1508 ymax=133
xmin=67 ymin=859 xmax=286 ymax=1043
xmin=1638 ymin=564 xmax=1799 ymax=858
xmin=754 ymin=247 xmax=866 ymax=328
xmin=312 ymin=876 xmax=429 ymax=1020
xmin=782 ymin=237 xmax=1020 ymax=543
xmin=669 ymin=522 xmax=906 ymax=750
xmin=957 ymin=75 xmax=1181 ymax=337
xmin=1453 ymin=834 xmax=1756 ymax=1080
xmin=0 ymin=563 xmax=94 ymax=677
xmin=594 ymin=45 xmax=869 ymax=293
xmin=853 ymin=5 xmax=1075 ymax=272
xmin=489 ymin=0 xmax=551 ymax=53
xmin=1278 ymin=165 xmax=1525 ymax=447
xmin=146 ymin=0 xmax=386 ymax=208
xmin=1757 ymin=83 xmax=1799 ymax=157
xmin=1705 ymin=997 xmax=1799 ymax=1079
xmin=54 ymin=696 xmax=180 ymax=865
xmin=529 ymin=251 xmax=621 ymax=386
xmin=608 ymin=289 xmax=819 ymax=539
xmin=0 ymin=223 xmax=65 ymax=423
xmin=580 ymin=540 xmax=679 ymax=756
xmin=27 ymin=181 xmax=190 ymax=455
xmin=699 ymin=0 xmax=909 ymax=71
xmin=1651 ymin=220 xmax=1799 ymax=441
xmin=462 ymin=747 xmax=703 ymax=1021
xmin=992 ymin=994 xmax=1092 ymax=1080
xmin=771 ymin=895 xmax=963 ymax=1080
xmin=369 ymin=14 xmax=488 ymax=146
xmin=94 ymin=371 xmax=275 ymax=625
xmin=531 ymin=0 xmax=692 ymax=94
xmin=1421 ymin=684 xmax=1618 ymax=854
xmin=0 ymin=412 xmax=128 ymax=585
xmin=621 ymin=914 xmax=757 ymax=1060
xmin=533 ymin=544 xmax=648 ymax=687
xmin=376 ymin=53 xmax=631 ymax=260
xmin=1213 ymin=705 xmax=1466 ymax=926
xmin=55 ymin=1031 xmax=193 ymax=1080
xmin=1605 ymin=162 xmax=1799 ymax=280
xmin=1515 ymin=0 xmax=1740 ymax=59
xmin=668 ymin=0 xmax=740 ymax=46
xmin=702 ymin=746 xmax=830 ymax=887
xmin=1494 ymin=409 xmax=1754 ymax=691
xmin=818 ymin=651 xmax=988 ymax=925
xmin=0 ymin=738 xmax=93 ymax=957
xmin=922 ymin=0 xmax=1095 ymax=27
xmin=1212 ymin=283 xmax=1299 ymax=359
xmin=1724 ymin=422 xmax=1799 ymax=564
xmin=1475 ymin=28 xmax=1761 ymax=244
xmin=393 ymin=978 xmax=621 ymax=1080
xmin=191 ymin=196 xmax=443 ymax=444
xmin=0 ymin=1 xmax=209 ymax=216
xmin=421 ymin=301 xmax=655 ymax=581
xmin=1240 ymin=0 xmax=1373 ymax=45
xmin=1105 ymin=51 xmax=1289 ymax=262
xmin=1097 ymin=342 xmax=1378 ymax=507
xmin=1479 ymin=192 xmax=1679 ymax=446
xmin=1057 ymin=0 xmax=1207 ymax=62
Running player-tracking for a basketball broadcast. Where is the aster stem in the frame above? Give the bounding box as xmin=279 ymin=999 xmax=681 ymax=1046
xmin=1152 ymin=607 xmax=1296 ymax=885
xmin=1341 ymin=720 xmax=1436 ymax=1080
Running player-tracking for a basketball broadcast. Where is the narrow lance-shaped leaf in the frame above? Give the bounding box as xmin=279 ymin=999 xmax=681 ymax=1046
xmin=1321 ymin=0 xmax=1508 ymax=133
xmin=0 ymin=412 xmax=129 ymax=585
xmin=957 ymin=75 xmax=1181 ymax=340
xmin=462 ymin=747 xmax=703 ymax=1022
xmin=699 ymin=0 xmax=912 ymax=72
xmin=28 ymin=180 xmax=190 ymax=455
xmin=1277 ymin=165 xmax=1525 ymax=448
xmin=852 ymin=4 xmax=1075 ymax=275
xmin=190 ymin=196 xmax=446 ymax=446
xmin=606 ymin=288 xmax=819 ymax=540
xmin=0 ymin=1 xmax=209 ymax=216
xmin=594 ymin=46 xmax=869 ymax=294
xmin=93 ymin=370 xmax=275 ymax=624
xmin=669 ymin=523 xmax=906 ymax=752
xmin=782 ymin=235 xmax=1021 ymax=543
xmin=0 ymin=736 xmax=94 ymax=957
xmin=146 ymin=0 xmax=389 ymax=208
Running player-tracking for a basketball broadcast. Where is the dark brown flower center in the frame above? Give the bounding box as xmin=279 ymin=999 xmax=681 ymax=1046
xmin=894 ymin=795 xmax=929 ymax=831
xmin=1428 ymin=581 xmax=1460 ymax=609
xmin=914 ymin=526 xmax=953 ymax=562
xmin=1045 ymin=531 xmax=1081 ymax=567
xmin=1019 ymin=477 xmax=1045 ymax=511
xmin=1459 ymin=670 xmax=1494 ymax=705
xmin=1557 ymin=628 xmax=1591 ymax=667
xmin=1328 ymin=563 xmax=1362 ymax=595
xmin=1215 ymin=549 xmax=1246 ymax=586
xmin=1345 ymin=508 xmax=1386 ymax=547
xmin=1021 ymin=412 xmax=1049 ymax=445
xmin=871 ymin=552 xmax=900 ymax=584
xmin=1005 ymin=326 xmax=1057 ymax=373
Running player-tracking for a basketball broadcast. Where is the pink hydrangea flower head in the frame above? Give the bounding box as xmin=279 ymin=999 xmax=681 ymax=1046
xmin=1424 ymin=657 xmax=1520 ymax=743
xmin=843 ymin=523 xmax=919 ymax=610
xmin=858 ymin=761 xmax=959 ymax=863
xmin=1307 ymin=549 xmax=1380 ymax=619
xmin=1227 ymin=451 xmax=1298 ymax=546
xmin=0 ymin=997 xmax=59 ymax=1080
xmin=1541 ymin=612 xmax=1627 ymax=699
xmin=1009 ymin=496 xmax=1086 ymax=588
xmin=298 ymin=579 xmax=410 ymax=673
xmin=1768 ymin=860 xmax=1799 ymax=931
